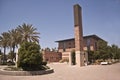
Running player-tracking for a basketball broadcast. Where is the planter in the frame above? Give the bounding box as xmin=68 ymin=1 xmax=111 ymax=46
xmin=0 ymin=68 xmax=54 ymax=76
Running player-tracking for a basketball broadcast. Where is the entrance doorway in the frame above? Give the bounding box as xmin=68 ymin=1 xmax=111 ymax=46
xmin=71 ymin=50 xmax=76 ymax=65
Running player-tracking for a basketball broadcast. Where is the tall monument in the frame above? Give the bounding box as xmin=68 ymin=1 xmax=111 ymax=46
xmin=74 ymin=4 xmax=85 ymax=66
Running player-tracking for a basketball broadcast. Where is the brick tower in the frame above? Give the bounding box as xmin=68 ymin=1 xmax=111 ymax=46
xmin=74 ymin=4 xmax=85 ymax=66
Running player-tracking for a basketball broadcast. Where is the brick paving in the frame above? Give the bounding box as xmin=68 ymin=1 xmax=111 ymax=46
xmin=0 ymin=63 xmax=120 ymax=80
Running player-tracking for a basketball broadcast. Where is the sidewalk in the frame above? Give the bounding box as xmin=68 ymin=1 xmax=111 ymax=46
xmin=0 ymin=62 xmax=120 ymax=80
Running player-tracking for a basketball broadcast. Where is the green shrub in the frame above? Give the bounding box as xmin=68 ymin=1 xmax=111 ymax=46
xmin=41 ymin=61 xmax=47 ymax=66
xmin=17 ymin=42 xmax=43 ymax=71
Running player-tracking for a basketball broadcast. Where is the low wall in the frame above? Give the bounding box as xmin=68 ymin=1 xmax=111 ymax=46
xmin=0 ymin=68 xmax=54 ymax=76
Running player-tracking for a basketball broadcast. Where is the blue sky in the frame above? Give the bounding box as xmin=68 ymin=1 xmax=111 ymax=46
xmin=0 ymin=0 xmax=120 ymax=49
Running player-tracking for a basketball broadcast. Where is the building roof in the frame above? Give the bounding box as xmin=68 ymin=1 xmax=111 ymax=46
xmin=55 ymin=34 xmax=107 ymax=42
xmin=55 ymin=38 xmax=74 ymax=42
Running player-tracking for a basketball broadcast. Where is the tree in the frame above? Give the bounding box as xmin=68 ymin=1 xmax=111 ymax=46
xmin=7 ymin=51 xmax=16 ymax=61
xmin=52 ymin=47 xmax=57 ymax=52
xmin=15 ymin=23 xmax=40 ymax=66
xmin=118 ymin=48 xmax=120 ymax=59
xmin=88 ymin=50 xmax=94 ymax=63
xmin=106 ymin=46 xmax=113 ymax=59
xmin=88 ymin=40 xmax=112 ymax=63
xmin=8 ymin=29 xmax=21 ymax=61
xmin=0 ymin=49 xmax=2 ymax=55
xmin=17 ymin=42 xmax=43 ymax=70
xmin=8 ymin=29 xmax=21 ymax=53
xmin=111 ymin=44 xmax=120 ymax=59
xmin=0 ymin=49 xmax=2 ymax=64
xmin=45 ymin=47 xmax=51 ymax=51
xmin=97 ymin=40 xmax=108 ymax=60
xmin=17 ymin=23 xmax=40 ymax=44
xmin=0 ymin=32 xmax=10 ymax=63
xmin=88 ymin=50 xmax=102 ymax=63
xmin=0 ymin=23 xmax=40 ymax=65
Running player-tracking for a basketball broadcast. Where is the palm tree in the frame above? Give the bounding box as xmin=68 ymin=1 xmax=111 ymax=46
xmin=15 ymin=23 xmax=40 ymax=66
xmin=0 ymin=23 xmax=40 ymax=65
xmin=8 ymin=29 xmax=21 ymax=53
xmin=17 ymin=23 xmax=40 ymax=44
xmin=0 ymin=32 xmax=10 ymax=63
xmin=8 ymin=29 xmax=21 ymax=61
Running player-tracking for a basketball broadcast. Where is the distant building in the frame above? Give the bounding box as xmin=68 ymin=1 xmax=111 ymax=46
xmin=42 ymin=50 xmax=62 ymax=62
xmin=56 ymin=34 xmax=107 ymax=60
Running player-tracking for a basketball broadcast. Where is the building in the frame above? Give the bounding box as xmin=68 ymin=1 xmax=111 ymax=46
xmin=54 ymin=4 xmax=107 ymax=67
xmin=42 ymin=50 xmax=62 ymax=62
xmin=56 ymin=34 xmax=107 ymax=60
xmin=41 ymin=4 xmax=107 ymax=66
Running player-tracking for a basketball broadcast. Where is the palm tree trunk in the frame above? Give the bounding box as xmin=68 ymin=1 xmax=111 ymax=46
xmin=9 ymin=46 xmax=13 ymax=62
xmin=15 ymin=45 xmax=19 ymax=67
xmin=15 ymin=47 xmax=19 ymax=67
xmin=3 ymin=46 xmax=6 ymax=64
xmin=12 ymin=45 xmax=15 ymax=62
xmin=10 ymin=46 xmax=12 ymax=52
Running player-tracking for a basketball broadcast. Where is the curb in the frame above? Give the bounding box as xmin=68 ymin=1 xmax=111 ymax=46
xmin=0 ymin=68 xmax=54 ymax=76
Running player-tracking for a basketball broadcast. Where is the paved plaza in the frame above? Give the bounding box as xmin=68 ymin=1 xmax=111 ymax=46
xmin=0 ymin=63 xmax=120 ymax=80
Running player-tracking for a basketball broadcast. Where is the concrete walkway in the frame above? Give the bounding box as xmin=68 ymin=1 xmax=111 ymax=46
xmin=0 ymin=63 xmax=120 ymax=80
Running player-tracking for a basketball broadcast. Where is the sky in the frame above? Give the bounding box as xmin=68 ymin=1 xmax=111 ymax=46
xmin=0 ymin=0 xmax=120 ymax=50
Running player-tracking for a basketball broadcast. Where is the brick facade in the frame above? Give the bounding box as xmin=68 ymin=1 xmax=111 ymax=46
xmin=42 ymin=51 xmax=62 ymax=62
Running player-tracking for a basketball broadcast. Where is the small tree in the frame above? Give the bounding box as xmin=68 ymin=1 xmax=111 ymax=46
xmin=111 ymin=44 xmax=120 ymax=59
xmin=97 ymin=40 xmax=108 ymax=60
xmin=17 ymin=42 xmax=43 ymax=71
xmin=88 ymin=51 xmax=94 ymax=63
